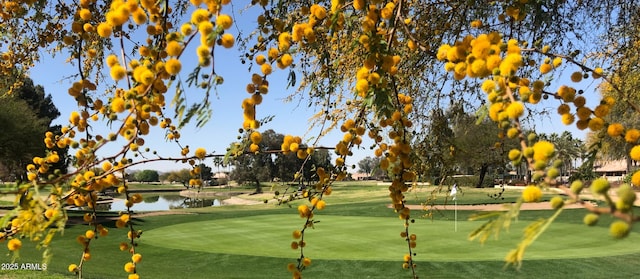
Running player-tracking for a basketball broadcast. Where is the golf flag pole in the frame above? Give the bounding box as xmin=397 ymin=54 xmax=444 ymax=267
xmin=450 ymin=184 xmax=458 ymax=232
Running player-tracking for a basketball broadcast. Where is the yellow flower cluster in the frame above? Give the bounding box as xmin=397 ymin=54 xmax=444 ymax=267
xmin=248 ymin=131 xmax=262 ymax=153
xmin=539 ymin=56 xmax=563 ymax=75
xmin=336 ymin=118 xmax=365 ymax=161
xmin=437 ymin=33 xmax=521 ymax=80
xmin=607 ymin=123 xmax=640 ymax=168
xmin=313 ymin=167 xmax=333 ymax=195
xmin=68 ymin=169 xmax=121 ymax=194
xmin=556 ymin=88 xmax=612 ymax=132
xmin=310 ymin=197 xmax=326 ymax=210
xmin=290 ymin=4 xmax=327 ymax=45
xmin=241 ymin=96 xmax=259 ymax=130
xmin=115 ymin=213 xmax=130 ymax=228
xmin=280 ymin=135 xmax=312 ymax=159
xmin=354 ymin=54 xmax=400 ymax=96
xmin=297 ymin=204 xmax=312 ymax=218
xmin=503 ymin=3 xmax=527 ymax=22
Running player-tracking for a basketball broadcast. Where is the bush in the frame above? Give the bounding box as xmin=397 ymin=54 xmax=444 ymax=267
xmin=445 ymin=175 xmax=494 ymax=188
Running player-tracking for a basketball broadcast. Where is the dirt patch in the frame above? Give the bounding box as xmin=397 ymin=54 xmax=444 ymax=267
xmin=221 ymin=196 xmax=263 ymax=205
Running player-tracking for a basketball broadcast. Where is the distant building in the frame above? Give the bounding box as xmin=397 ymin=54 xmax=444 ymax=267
xmin=593 ymin=159 xmax=629 ymax=181
xmin=351 ymin=173 xmax=371 ymax=181
xmin=213 ymin=172 xmax=229 ymax=180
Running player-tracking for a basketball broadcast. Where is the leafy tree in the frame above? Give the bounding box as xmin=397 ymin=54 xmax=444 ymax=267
xmin=0 ymin=77 xmax=65 ymax=181
xmin=305 ymin=148 xmax=333 ymax=180
xmin=357 ymin=156 xmax=376 ymax=174
xmin=357 ymin=156 xmax=384 ymax=179
xmin=230 ymin=151 xmax=273 ymax=194
xmin=11 ymin=78 xmax=60 ymax=124
xmin=229 ymin=129 xmax=282 ymax=193
xmin=0 ymin=97 xmax=48 ymax=181
xmin=134 ymin=170 xmax=159 ymax=183
xmin=212 ymin=156 xmax=226 ymax=175
xmin=197 ymin=163 xmax=213 ymax=182
xmin=540 ymin=132 xmax=584 ymax=181
xmin=452 ymin=113 xmax=520 ymax=187
xmin=413 ymin=108 xmax=457 ymax=184
xmin=159 ymin=172 xmax=171 ymax=183
xmin=166 ymin=169 xmax=193 ymax=189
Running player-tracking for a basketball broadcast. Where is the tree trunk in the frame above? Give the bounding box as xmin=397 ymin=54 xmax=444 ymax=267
xmin=254 ymin=178 xmax=262 ymax=194
xmin=476 ymin=164 xmax=488 ymax=188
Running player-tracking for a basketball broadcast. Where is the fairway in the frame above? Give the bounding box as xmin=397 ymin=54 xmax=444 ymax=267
xmin=142 ymin=214 xmax=640 ymax=261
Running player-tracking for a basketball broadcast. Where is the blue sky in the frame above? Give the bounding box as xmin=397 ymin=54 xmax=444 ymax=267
xmin=26 ymin=5 xmax=375 ymax=173
xmin=25 ymin=4 xmax=601 ymax=173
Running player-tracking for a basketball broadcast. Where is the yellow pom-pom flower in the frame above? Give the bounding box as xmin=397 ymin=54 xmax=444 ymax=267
xmin=592 ymin=67 xmax=604 ymax=78
xmin=539 ymin=63 xmax=552 ymax=74
xmin=7 ymin=238 xmax=22 ymax=251
xmin=631 ymin=171 xmax=640 ymax=187
xmin=68 ymin=264 xmax=78 ymax=272
xmin=261 ymin=63 xmax=272 ymax=75
xmin=216 ymin=14 xmax=233 ymax=30
xmin=191 ymin=9 xmax=210 ymax=25
xmin=588 ymin=117 xmax=604 ymax=131
xmin=124 ymin=262 xmax=135 ymax=273
xmin=609 ymin=220 xmax=630 ymax=239
xmin=630 ymin=145 xmax=640 ymax=161
xmin=194 ymin=147 xmax=207 ymax=159
xmin=250 ymin=131 xmax=262 ymax=144
xmin=97 ymin=22 xmax=113 ymax=38
xmin=532 ymin=140 xmax=555 ymax=162
xmin=280 ymin=53 xmax=293 ymax=68
xmin=625 ymin=128 xmax=640 ymax=143
xmin=132 ymin=253 xmax=142 ymax=263
xmin=292 ymin=230 xmax=302 ymax=239
xmin=561 ymin=113 xmax=575 ymax=125
xmin=522 ymin=185 xmax=542 ymax=202
xmin=220 ymin=33 xmax=235 ymax=48
xmin=506 ymin=101 xmax=525 ymax=119
xmin=165 ymin=41 xmax=182 ymax=57
xmin=590 ymin=178 xmax=610 ymax=195
xmin=165 ymin=58 xmax=182 ymax=75
xmin=111 ymin=98 xmax=126 ymax=113
xmin=85 ymin=230 xmax=96 ymax=239
xmin=110 ymin=64 xmax=126 ymax=81
xmin=508 ymin=149 xmax=521 ymax=161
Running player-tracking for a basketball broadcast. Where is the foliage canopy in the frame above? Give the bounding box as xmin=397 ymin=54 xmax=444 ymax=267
xmin=1 ymin=0 xmax=640 ymax=278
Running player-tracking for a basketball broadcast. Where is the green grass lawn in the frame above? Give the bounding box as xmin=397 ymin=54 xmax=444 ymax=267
xmin=1 ymin=185 xmax=639 ymax=278
xmin=143 ymin=214 xmax=640 ymax=261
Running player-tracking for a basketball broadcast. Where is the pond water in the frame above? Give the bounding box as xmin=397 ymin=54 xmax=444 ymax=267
xmin=88 ymin=192 xmax=227 ymax=211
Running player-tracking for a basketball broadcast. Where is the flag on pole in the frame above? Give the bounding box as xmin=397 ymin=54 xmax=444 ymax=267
xmin=450 ymin=184 xmax=457 ymax=200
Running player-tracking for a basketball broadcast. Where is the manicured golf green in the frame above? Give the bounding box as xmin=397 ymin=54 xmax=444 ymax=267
xmin=4 ymin=184 xmax=640 ymax=278
xmin=143 ymin=214 xmax=640 ymax=261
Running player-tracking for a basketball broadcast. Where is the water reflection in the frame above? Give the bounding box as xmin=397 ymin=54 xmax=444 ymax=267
xmin=89 ymin=193 xmax=225 ymax=211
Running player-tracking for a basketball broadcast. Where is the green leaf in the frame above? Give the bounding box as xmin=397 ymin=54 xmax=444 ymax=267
xmin=287 ymin=70 xmax=296 ymax=88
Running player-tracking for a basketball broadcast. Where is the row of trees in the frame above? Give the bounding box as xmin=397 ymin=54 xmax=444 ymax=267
xmin=229 ymin=129 xmax=333 ymax=193
xmin=125 ymin=130 xmax=333 ymax=192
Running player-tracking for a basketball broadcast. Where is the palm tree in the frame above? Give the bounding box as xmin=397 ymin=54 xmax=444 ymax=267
xmin=542 ymin=131 xmax=584 ymax=182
